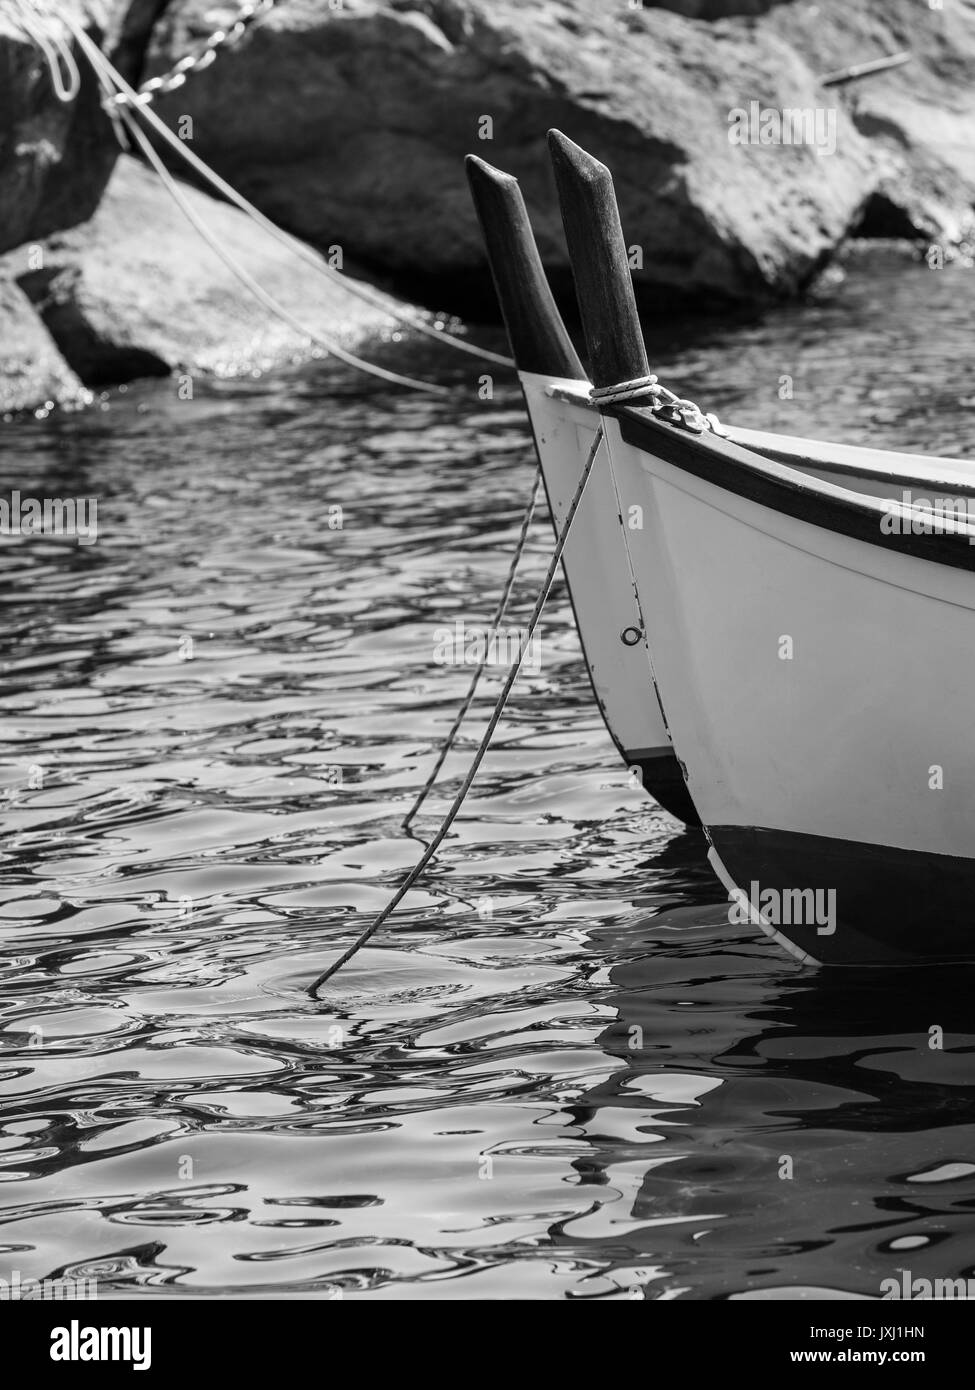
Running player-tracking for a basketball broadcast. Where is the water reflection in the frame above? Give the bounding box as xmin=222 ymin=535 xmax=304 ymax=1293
xmin=0 ymin=252 xmax=973 ymax=1297
xmin=559 ymin=884 xmax=975 ymax=1299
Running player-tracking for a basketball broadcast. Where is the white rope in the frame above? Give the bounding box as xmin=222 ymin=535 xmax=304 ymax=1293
xmin=589 ymin=375 xmax=662 ymax=405
xmin=10 ymin=0 xmax=81 ymax=102
xmin=89 ymin=59 xmax=450 ymax=394
xmin=401 ymin=465 xmax=543 ymax=832
xmin=64 ymin=17 xmax=514 ymax=370
xmin=591 ymin=372 xmax=725 ymax=435
xmin=117 ymin=103 xmax=448 ymax=394
xmin=307 ymin=429 xmax=603 ymax=996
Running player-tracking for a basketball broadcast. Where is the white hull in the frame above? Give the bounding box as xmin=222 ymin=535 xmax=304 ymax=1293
xmin=509 ymin=128 xmax=975 ymax=964
xmin=602 ymin=407 xmax=975 ymax=965
xmin=520 ymin=370 xmax=698 ymax=823
xmin=525 ymin=373 xmax=975 ymax=842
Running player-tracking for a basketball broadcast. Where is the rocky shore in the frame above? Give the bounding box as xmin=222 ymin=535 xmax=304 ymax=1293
xmin=3 ymin=0 xmax=975 ymax=412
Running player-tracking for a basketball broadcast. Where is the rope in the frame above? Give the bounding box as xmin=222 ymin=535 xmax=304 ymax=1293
xmin=589 ymin=376 xmax=662 ymax=405
xmin=307 ymin=428 xmax=604 ymax=996
xmin=94 ymin=68 xmax=450 ymax=394
xmin=591 ymin=372 xmax=725 ymax=436
xmin=10 ymin=0 xmax=82 ymax=102
xmin=401 ymin=465 xmax=542 ymax=833
xmin=75 ymin=26 xmax=447 ymax=393
xmin=65 ymin=18 xmax=514 ymax=370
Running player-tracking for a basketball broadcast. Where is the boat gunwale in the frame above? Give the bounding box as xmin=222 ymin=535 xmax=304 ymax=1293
xmin=543 ymin=380 xmax=975 ymax=495
xmin=608 ymin=400 xmax=975 ymax=572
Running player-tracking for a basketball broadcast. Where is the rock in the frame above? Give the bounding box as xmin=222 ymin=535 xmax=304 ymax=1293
xmin=0 ymin=0 xmax=170 ymax=256
xmin=764 ymin=0 xmax=975 ymax=245
xmin=5 ymin=154 xmax=419 ymax=386
xmin=0 ymin=276 xmax=87 ymax=415
xmin=140 ymin=0 xmax=975 ymax=306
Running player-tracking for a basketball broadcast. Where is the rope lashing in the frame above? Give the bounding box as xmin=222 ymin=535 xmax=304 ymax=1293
xmin=589 ymin=376 xmax=663 ymax=406
xmin=591 ymin=373 xmax=726 ymax=436
xmin=64 ymin=18 xmax=513 ymax=371
xmin=10 ymin=0 xmax=82 ymax=102
xmin=306 ymin=429 xmax=605 ymax=997
xmin=401 ymin=465 xmax=543 ymax=833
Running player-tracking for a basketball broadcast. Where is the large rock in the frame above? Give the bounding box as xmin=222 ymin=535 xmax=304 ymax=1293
xmin=0 ymin=276 xmax=87 ymax=415
xmin=764 ymin=0 xmax=975 ymax=244
xmin=140 ymin=0 xmax=975 ymax=306
xmin=4 ymin=154 xmax=417 ymax=385
xmin=0 ymin=0 xmax=170 ymax=255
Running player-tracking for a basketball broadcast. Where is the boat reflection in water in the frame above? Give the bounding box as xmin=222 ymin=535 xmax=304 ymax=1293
xmin=546 ymin=841 xmax=975 ymax=1299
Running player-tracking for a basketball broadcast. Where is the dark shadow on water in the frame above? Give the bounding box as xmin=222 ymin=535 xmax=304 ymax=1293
xmin=549 ymin=900 xmax=975 ymax=1299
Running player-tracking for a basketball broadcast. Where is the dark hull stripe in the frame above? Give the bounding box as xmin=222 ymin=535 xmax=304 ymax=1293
xmin=614 ymin=407 xmax=975 ymax=573
xmin=710 ymin=824 xmax=975 ymax=965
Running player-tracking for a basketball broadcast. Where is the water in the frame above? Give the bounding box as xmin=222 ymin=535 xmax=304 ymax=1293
xmin=1 ymin=249 xmax=975 ymax=1300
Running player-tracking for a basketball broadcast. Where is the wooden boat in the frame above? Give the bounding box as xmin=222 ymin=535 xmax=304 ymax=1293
xmin=543 ymin=129 xmax=975 ymax=965
xmin=466 ymin=155 xmax=975 ymax=846
xmin=467 ymin=154 xmax=698 ymax=824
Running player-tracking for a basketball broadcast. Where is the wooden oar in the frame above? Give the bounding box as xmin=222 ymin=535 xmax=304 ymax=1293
xmin=465 ymin=154 xmax=584 ymax=380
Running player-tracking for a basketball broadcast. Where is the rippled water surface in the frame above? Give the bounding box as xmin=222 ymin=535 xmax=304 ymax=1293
xmin=2 ymin=251 xmax=975 ymax=1300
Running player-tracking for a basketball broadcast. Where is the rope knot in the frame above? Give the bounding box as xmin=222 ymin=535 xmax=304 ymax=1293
xmin=590 ymin=373 xmax=725 ymax=436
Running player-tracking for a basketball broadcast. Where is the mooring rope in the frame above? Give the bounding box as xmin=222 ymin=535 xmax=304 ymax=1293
xmin=401 ymin=465 xmax=543 ymax=833
xmin=66 ymin=19 xmax=445 ymax=395
xmin=10 ymin=0 xmax=82 ymax=101
xmin=306 ymin=429 xmax=604 ymax=996
xmin=111 ymin=97 xmax=448 ymax=394
xmin=63 ymin=16 xmax=514 ymax=372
